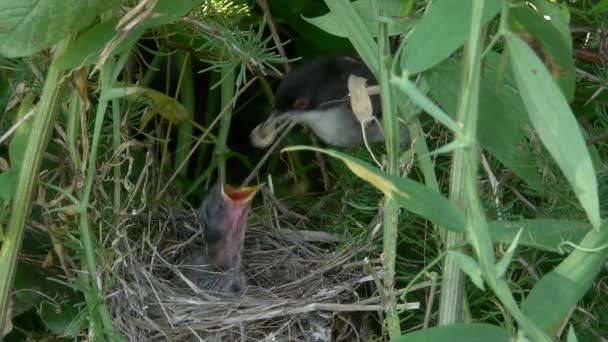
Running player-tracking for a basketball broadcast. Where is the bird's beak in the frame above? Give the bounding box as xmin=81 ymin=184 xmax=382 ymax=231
xmin=215 ymin=184 xmax=259 ymax=270
xmin=251 ymin=110 xmax=298 ymax=148
xmin=221 ymin=184 xmax=259 ymax=203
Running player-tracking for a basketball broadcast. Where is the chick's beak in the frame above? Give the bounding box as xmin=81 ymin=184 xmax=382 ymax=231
xmin=215 ymin=184 xmax=259 ymax=270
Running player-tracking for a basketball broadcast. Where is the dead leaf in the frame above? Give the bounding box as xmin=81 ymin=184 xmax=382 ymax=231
xmin=348 ymin=74 xmax=374 ymax=125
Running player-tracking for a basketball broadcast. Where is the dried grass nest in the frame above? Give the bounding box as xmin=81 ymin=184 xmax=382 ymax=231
xmin=107 ymin=198 xmax=390 ymax=341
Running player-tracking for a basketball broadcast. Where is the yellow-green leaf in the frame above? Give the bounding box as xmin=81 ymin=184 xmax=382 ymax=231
xmin=111 ymin=86 xmax=190 ymax=127
xmin=283 ymin=146 xmax=466 ymax=233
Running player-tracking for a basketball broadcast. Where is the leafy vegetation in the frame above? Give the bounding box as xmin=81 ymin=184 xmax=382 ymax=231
xmin=0 ymin=0 xmax=608 ymax=341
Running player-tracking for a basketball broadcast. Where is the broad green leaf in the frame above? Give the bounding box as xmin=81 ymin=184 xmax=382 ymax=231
xmin=425 ymin=52 xmax=545 ymax=193
xmin=56 ymin=18 xmax=124 ymax=70
xmin=283 ymin=146 xmax=466 ymax=233
xmin=0 ymin=0 xmax=122 ymax=58
xmin=449 ymin=251 xmax=485 ymax=290
xmin=303 ymin=0 xmax=413 ymax=38
xmin=507 ymin=33 xmax=601 ymax=229
xmin=401 ymin=0 xmax=500 ymax=75
xmin=0 ymin=171 xmax=18 ymax=202
xmin=522 ymin=221 xmax=608 ymax=335
xmin=531 ymin=0 xmax=572 ymax=51
xmin=106 ymin=86 xmax=189 ymax=127
xmin=509 ymin=5 xmax=575 ymax=102
xmin=391 ymin=323 xmax=511 ymax=342
xmin=9 ymin=94 xmax=35 ymax=169
xmin=322 ymin=0 xmax=379 ymax=77
xmin=495 ymin=228 xmax=522 ymax=278
xmin=13 ymin=261 xmax=85 ymax=335
xmin=40 ymin=300 xmax=86 ymax=336
xmin=489 ymin=219 xmax=590 ymax=253
xmin=56 ymin=0 xmax=205 ymax=69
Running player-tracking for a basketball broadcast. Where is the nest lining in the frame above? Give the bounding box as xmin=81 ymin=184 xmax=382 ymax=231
xmin=107 ymin=202 xmax=384 ymax=341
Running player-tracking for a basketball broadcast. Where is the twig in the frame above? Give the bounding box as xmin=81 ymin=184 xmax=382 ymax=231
xmin=0 ymin=108 xmax=36 ymax=145
xmin=256 ymin=0 xmax=291 ymax=73
xmin=242 ymin=120 xmax=296 ymax=186
xmin=423 ymin=273 xmax=438 ymax=329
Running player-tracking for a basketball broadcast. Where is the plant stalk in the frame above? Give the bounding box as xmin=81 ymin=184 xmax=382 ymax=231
xmin=0 ymin=38 xmax=71 ymax=336
xmin=379 ymin=21 xmax=402 ymax=338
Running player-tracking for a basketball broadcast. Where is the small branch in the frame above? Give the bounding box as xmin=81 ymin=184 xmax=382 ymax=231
xmin=256 ymin=0 xmax=291 ymax=73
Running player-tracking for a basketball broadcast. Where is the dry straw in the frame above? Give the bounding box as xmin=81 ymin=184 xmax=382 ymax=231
xmin=106 ymin=198 xmax=391 ymax=341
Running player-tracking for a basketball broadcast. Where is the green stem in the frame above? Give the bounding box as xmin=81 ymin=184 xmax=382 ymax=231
xmin=215 ymin=67 xmax=236 ymax=182
xmin=67 ymin=89 xmax=82 ymax=172
xmin=79 ymin=53 xmax=130 ymax=339
xmin=0 ymin=38 xmax=72 ymax=336
xmin=379 ymin=21 xmax=401 ymax=338
xmin=112 ymin=99 xmax=121 ymax=213
xmin=175 ymin=51 xmax=195 ymax=179
xmin=443 ymin=1 xmax=551 ymax=340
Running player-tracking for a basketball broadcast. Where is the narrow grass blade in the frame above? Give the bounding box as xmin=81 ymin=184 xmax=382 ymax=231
xmin=283 ymin=146 xmax=467 ymax=233
xmin=495 ymin=228 xmax=522 ymax=278
xmin=448 ymin=251 xmax=485 ymax=290
xmin=507 ymin=33 xmax=601 ymax=229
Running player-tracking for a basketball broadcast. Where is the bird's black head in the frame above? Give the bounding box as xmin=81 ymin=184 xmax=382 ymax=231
xmin=273 ymin=56 xmax=374 ymax=114
xmin=198 ymin=183 xmax=259 ymax=271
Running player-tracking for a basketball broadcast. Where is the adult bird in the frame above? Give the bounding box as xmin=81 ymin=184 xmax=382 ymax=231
xmin=181 ymin=183 xmax=258 ymax=296
xmin=253 ymin=56 xmax=410 ymax=148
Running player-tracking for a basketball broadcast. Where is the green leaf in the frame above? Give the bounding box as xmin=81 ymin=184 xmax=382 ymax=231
xmin=566 ymin=325 xmax=579 ymax=342
xmin=56 ymin=0 xmax=206 ymax=69
xmin=283 ymin=146 xmax=467 ymax=233
xmin=40 ymin=300 xmax=86 ymax=337
xmin=425 ymin=52 xmax=545 ymax=194
xmin=106 ymin=86 xmax=190 ymax=127
xmin=448 ymin=251 xmax=485 ymax=290
xmin=531 ymin=0 xmax=572 ymax=51
xmin=522 ymin=221 xmax=608 ymax=335
xmin=391 ymin=323 xmax=511 ymax=342
xmin=13 ymin=261 xmax=85 ymax=336
xmin=509 ymin=5 xmax=575 ymax=102
xmin=507 ymin=33 xmax=601 ymax=230
xmin=0 ymin=0 xmax=122 ymax=58
xmin=321 ymin=0 xmax=379 ymax=77
xmin=400 ymin=0 xmax=500 ymax=75
xmin=0 ymin=171 xmax=18 ymax=202
xmin=489 ymin=219 xmax=590 ymax=254
xmin=303 ymin=0 xmax=413 ymax=38
xmin=495 ymin=228 xmax=522 ymax=278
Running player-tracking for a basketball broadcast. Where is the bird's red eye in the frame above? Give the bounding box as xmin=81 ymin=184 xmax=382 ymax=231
xmin=293 ymin=97 xmax=310 ymax=111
